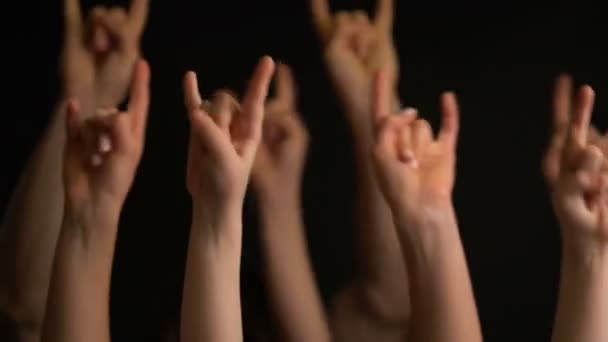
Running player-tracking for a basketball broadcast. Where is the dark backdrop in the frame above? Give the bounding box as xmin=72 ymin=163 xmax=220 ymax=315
xmin=2 ymin=0 xmax=607 ymax=341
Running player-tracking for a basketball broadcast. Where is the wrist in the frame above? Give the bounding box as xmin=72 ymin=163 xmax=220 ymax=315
xmin=562 ymin=237 xmax=608 ymax=273
xmin=191 ymin=202 xmax=243 ymax=250
xmin=256 ymin=188 xmax=301 ymax=210
xmin=394 ymin=200 xmax=460 ymax=253
xmin=61 ymin=206 xmax=120 ymax=256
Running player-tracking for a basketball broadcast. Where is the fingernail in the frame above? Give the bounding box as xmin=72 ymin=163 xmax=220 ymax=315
xmin=401 ymin=107 xmax=418 ymax=116
xmin=99 ymin=135 xmax=112 ymax=153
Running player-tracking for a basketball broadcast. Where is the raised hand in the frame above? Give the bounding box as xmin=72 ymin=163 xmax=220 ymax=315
xmin=544 ymin=74 xmax=608 ymax=186
xmin=372 ymin=70 xmax=459 ymax=221
xmin=550 ymin=84 xmax=608 ymax=247
xmin=184 ymin=57 xmax=275 ymax=226
xmin=63 ymin=60 xmax=150 ymax=216
xmin=180 ymin=57 xmax=275 ymax=342
xmin=63 ymin=0 xmax=149 ymax=111
xmin=252 ymin=64 xmax=309 ymax=201
xmin=311 ymin=0 xmax=398 ymax=121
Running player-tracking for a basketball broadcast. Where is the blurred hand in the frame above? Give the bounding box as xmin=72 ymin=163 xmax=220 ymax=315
xmin=544 ymin=74 xmax=608 ymax=186
xmin=252 ymin=64 xmax=309 ymax=201
xmin=372 ymin=71 xmax=459 ymax=224
xmin=311 ymin=0 xmax=398 ymax=122
xmin=549 ymin=84 xmax=608 ymax=249
xmin=62 ymin=0 xmax=149 ymax=111
xmin=63 ymin=60 xmax=150 ymax=220
xmin=184 ymin=57 xmax=275 ymax=227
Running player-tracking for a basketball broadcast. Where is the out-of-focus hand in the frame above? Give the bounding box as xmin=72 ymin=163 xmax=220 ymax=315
xmin=62 ymin=0 xmax=149 ymax=111
xmin=549 ymin=84 xmax=608 ymax=251
xmin=311 ymin=0 xmax=398 ymax=122
xmin=252 ymin=64 xmax=309 ymax=202
xmin=184 ymin=57 xmax=275 ymax=233
xmin=372 ymin=70 xmax=459 ymax=225
xmin=544 ymin=74 xmax=608 ymax=186
xmin=63 ymin=60 xmax=150 ymax=222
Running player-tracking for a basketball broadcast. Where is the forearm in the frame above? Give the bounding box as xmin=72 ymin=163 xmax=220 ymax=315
xmin=348 ymin=108 xmax=410 ymax=323
xmin=0 ymin=102 xmax=69 ymax=334
xmin=41 ymin=210 xmax=119 ymax=342
xmin=258 ymin=195 xmax=331 ymax=342
xmin=395 ymin=205 xmax=482 ymax=342
xmin=552 ymin=243 xmax=608 ymax=342
xmin=181 ymin=208 xmax=243 ymax=342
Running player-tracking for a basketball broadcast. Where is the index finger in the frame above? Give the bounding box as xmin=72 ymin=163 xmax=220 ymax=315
xmin=128 ymin=0 xmax=150 ymax=36
xmin=311 ymin=0 xmax=333 ymax=41
xmin=438 ymin=92 xmax=460 ymax=149
xmin=64 ymin=0 xmax=83 ymax=38
xmin=275 ymin=63 xmax=297 ymax=108
xmin=127 ymin=59 xmax=151 ymax=137
xmin=374 ymin=0 xmax=394 ymax=32
xmin=553 ymin=73 xmax=573 ymax=137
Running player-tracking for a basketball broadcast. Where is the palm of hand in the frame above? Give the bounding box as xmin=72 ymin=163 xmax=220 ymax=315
xmin=313 ymin=0 xmax=398 ymax=115
xmin=186 ymin=123 xmax=248 ymax=204
xmin=372 ymin=71 xmax=459 ymax=217
xmin=183 ymin=58 xmax=275 ymax=205
xmin=253 ymin=64 xmax=308 ymax=190
xmin=374 ymin=115 xmax=456 ymax=214
xmin=545 ymin=75 xmax=608 ymax=242
xmin=553 ymin=145 xmax=608 ymax=242
xmin=63 ymin=0 xmax=147 ymax=109
xmin=63 ymin=60 xmax=150 ymax=210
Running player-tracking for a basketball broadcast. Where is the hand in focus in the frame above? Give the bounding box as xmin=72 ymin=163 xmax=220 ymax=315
xmin=184 ymin=57 xmax=275 ymax=228
xmin=544 ymin=74 xmax=608 ymax=186
xmin=311 ymin=0 xmax=398 ymax=121
xmin=62 ymin=0 xmax=149 ymax=111
xmin=372 ymin=71 xmax=459 ymax=225
xmin=252 ymin=64 xmax=309 ymax=202
xmin=549 ymin=84 xmax=608 ymax=249
xmin=63 ymin=60 xmax=150 ymax=222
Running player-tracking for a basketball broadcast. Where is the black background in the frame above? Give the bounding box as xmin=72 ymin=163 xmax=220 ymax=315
xmin=2 ymin=0 xmax=607 ymax=341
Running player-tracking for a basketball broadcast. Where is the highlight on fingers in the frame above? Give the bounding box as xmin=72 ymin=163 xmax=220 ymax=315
xmin=65 ymin=99 xmax=82 ymax=140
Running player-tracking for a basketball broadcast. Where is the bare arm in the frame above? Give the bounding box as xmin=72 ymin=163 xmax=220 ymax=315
xmin=394 ymin=206 xmax=481 ymax=342
xmin=552 ymin=244 xmax=608 ymax=342
xmin=41 ymin=210 xmax=119 ymax=342
xmin=180 ymin=57 xmax=275 ymax=342
xmin=181 ymin=210 xmax=243 ymax=342
xmin=0 ymin=1 xmax=148 ymax=339
xmin=546 ymin=80 xmax=608 ymax=342
xmin=0 ymin=104 xmax=67 ymax=341
xmin=257 ymin=196 xmax=331 ymax=341
xmin=372 ymin=71 xmax=482 ymax=342
xmin=42 ymin=59 xmax=150 ymax=342
xmin=310 ymin=0 xmax=410 ymax=337
xmin=251 ymin=64 xmax=330 ymax=341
